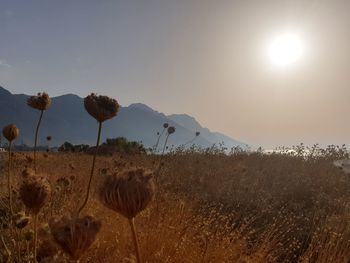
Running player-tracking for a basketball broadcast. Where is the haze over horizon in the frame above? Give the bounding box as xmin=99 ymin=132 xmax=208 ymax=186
xmin=1 ymin=0 xmax=350 ymax=148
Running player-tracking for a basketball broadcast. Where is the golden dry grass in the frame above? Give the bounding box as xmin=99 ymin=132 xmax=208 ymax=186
xmin=0 ymin=147 xmax=350 ymax=262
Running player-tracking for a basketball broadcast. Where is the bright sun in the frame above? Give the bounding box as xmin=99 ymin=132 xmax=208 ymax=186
xmin=268 ymin=33 xmax=304 ymax=66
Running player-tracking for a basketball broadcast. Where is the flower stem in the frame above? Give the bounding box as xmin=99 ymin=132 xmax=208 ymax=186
xmin=128 ymin=218 xmax=142 ymax=263
xmin=33 ymin=214 xmax=38 ymax=263
xmin=34 ymin=110 xmax=44 ymax=172
xmin=77 ymin=121 xmax=102 ymax=214
xmin=161 ymin=133 xmax=170 ymax=156
xmin=153 ymin=128 xmax=165 ymax=152
xmin=155 ymin=133 xmax=170 ymax=177
xmin=7 ymin=141 xmax=13 ymax=215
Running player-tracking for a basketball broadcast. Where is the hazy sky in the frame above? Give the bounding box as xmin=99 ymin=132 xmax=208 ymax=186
xmin=1 ymin=0 xmax=350 ymax=148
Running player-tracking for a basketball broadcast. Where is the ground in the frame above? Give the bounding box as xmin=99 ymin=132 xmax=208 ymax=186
xmin=0 ymin=147 xmax=349 ymax=262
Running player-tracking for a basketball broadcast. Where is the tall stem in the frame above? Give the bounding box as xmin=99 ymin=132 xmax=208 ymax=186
xmin=33 ymin=214 xmax=38 ymax=263
xmin=34 ymin=110 xmax=44 ymax=172
xmin=128 ymin=218 xmax=141 ymax=263
xmin=77 ymin=121 xmax=102 ymax=214
xmin=184 ymin=136 xmax=196 ymax=146
xmin=153 ymin=128 xmax=165 ymax=152
xmin=161 ymin=134 xmax=170 ymax=156
xmin=155 ymin=134 xmax=170 ymax=177
xmin=7 ymin=141 xmax=13 ymax=215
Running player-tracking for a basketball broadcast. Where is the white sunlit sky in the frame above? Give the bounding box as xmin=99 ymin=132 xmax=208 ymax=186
xmin=1 ymin=0 xmax=350 ymax=148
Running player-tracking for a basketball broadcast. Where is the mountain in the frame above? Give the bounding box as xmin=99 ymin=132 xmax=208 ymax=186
xmin=167 ymin=114 xmax=247 ymax=149
xmin=0 ymin=86 xmax=247 ymax=150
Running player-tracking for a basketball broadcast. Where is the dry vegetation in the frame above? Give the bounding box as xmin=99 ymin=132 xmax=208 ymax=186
xmin=0 ymin=92 xmax=350 ymax=263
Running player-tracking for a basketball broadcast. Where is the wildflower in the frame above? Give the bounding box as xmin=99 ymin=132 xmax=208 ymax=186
xmin=84 ymin=93 xmax=119 ymax=122
xmin=27 ymin=92 xmax=52 ymax=171
xmin=2 ymin=124 xmax=19 ymax=142
xmin=20 ymin=169 xmax=51 ymax=215
xmin=13 ymin=212 xmax=30 ymax=229
xmin=78 ymin=93 xmax=119 ymax=214
xmin=27 ymin=92 xmax=52 ymax=111
xmin=99 ymin=168 xmax=155 ymax=263
xmin=99 ymin=168 xmax=155 ymax=219
xmin=167 ymin=126 xmax=176 ymax=134
xmin=49 ymin=214 xmax=101 ymax=260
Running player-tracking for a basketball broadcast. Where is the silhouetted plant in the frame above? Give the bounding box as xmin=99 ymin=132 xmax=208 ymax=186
xmin=99 ymin=168 xmax=155 ymax=263
xmin=184 ymin=131 xmax=201 ymax=146
xmin=78 ymin=93 xmax=119 ymax=215
xmin=2 ymin=124 xmax=19 ymax=215
xmin=153 ymin=123 xmax=169 ymax=152
xmin=50 ymin=214 xmax=101 ymax=261
xmin=27 ymin=92 xmax=52 ymax=171
xmin=20 ymin=168 xmax=51 ymax=262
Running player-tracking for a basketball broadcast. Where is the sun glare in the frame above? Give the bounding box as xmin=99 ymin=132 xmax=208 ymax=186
xmin=268 ymin=33 xmax=304 ymax=66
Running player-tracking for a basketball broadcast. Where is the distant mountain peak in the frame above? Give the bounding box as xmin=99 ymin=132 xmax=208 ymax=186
xmin=0 ymin=86 xmax=247 ymax=149
xmin=167 ymin=114 xmax=203 ymax=131
xmin=128 ymin=103 xmax=156 ymax=112
xmin=0 ymin=86 xmax=12 ymax=96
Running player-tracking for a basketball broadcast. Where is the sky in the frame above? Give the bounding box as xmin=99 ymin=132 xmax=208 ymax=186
xmin=0 ymin=0 xmax=350 ymax=148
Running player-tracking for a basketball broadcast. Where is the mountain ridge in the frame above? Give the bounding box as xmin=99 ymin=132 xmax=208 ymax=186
xmin=0 ymin=86 xmax=247 ymax=150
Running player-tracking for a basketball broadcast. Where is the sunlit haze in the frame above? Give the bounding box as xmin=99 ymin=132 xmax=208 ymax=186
xmin=268 ymin=33 xmax=304 ymax=66
xmin=1 ymin=1 xmax=350 ymax=148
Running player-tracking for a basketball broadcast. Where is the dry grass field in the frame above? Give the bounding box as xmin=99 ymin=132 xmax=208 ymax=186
xmin=1 ymin=145 xmax=350 ymax=263
xmin=0 ymin=93 xmax=349 ymax=263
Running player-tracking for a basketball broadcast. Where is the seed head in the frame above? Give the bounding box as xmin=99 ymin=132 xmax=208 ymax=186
xmin=23 ymin=230 xmax=34 ymax=241
xmin=49 ymin=214 xmax=101 ymax=260
xmin=27 ymin=92 xmax=52 ymax=111
xmin=163 ymin=123 xmax=169 ymax=128
xmin=167 ymin=126 xmax=176 ymax=135
xmin=99 ymin=168 xmax=155 ymax=219
xmin=13 ymin=211 xmax=30 ymax=229
xmin=19 ymin=169 xmax=51 ymax=215
xmin=2 ymin=124 xmax=19 ymax=142
xmin=84 ymin=93 xmax=119 ymax=122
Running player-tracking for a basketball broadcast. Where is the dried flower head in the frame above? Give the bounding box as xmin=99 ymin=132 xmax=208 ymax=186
xmin=167 ymin=126 xmax=176 ymax=135
xmin=20 ymin=169 xmax=51 ymax=215
xmin=99 ymin=168 xmax=155 ymax=219
xmin=84 ymin=93 xmax=119 ymax=122
xmin=46 ymin=136 xmax=52 ymax=141
xmin=23 ymin=230 xmax=34 ymax=241
xmin=27 ymin=92 xmax=52 ymax=111
xmin=163 ymin=123 xmax=169 ymax=128
xmin=49 ymin=214 xmax=101 ymax=260
xmin=13 ymin=211 xmax=30 ymax=229
xmin=26 ymin=155 xmax=33 ymax=163
xmin=36 ymin=239 xmax=58 ymax=262
xmin=196 ymin=131 xmax=200 ymax=136
xmin=2 ymin=124 xmax=19 ymax=142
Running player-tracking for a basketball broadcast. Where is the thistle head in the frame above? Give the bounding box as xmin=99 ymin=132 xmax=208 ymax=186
xmin=49 ymin=214 xmax=101 ymax=260
xmin=99 ymin=167 xmax=155 ymax=219
xmin=27 ymin=92 xmax=52 ymax=111
xmin=167 ymin=126 xmax=176 ymax=135
xmin=19 ymin=169 xmax=51 ymax=215
xmin=2 ymin=124 xmax=19 ymax=142
xmin=163 ymin=123 xmax=169 ymax=128
xmin=84 ymin=93 xmax=119 ymax=122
